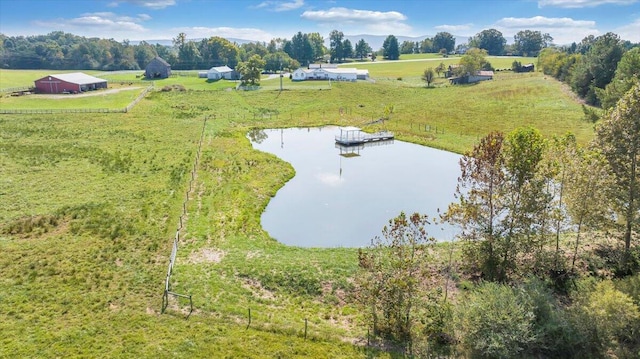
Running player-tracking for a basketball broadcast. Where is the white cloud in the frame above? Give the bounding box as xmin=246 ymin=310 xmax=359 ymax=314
xmin=301 ymin=7 xmax=412 ymax=35
xmin=302 ymin=7 xmax=406 ymax=23
xmin=255 ymin=0 xmax=305 ymax=12
xmin=538 ymin=0 xmax=637 ymax=8
xmin=169 ymin=26 xmax=275 ymax=42
xmin=33 ymin=12 xmax=151 ymax=35
xmin=496 ymin=16 xmax=595 ymax=28
xmin=614 ymin=17 xmax=640 ymax=42
xmin=493 ymin=16 xmax=600 ymax=44
xmin=111 ymin=0 xmax=177 ymax=9
xmin=316 ymin=172 xmax=343 ymax=187
xmin=434 ymin=23 xmax=474 ymax=33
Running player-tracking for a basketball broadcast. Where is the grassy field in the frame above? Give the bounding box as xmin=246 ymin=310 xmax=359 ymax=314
xmin=0 ymin=64 xmax=596 ymax=357
xmin=153 ymin=71 xmax=591 ymax=154
xmin=342 ymin=56 xmax=537 ymax=78
xmin=0 ymin=86 xmax=147 ymax=110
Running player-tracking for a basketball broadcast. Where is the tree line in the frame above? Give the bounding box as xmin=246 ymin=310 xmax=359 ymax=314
xmin=537 ymin=32 xmax=640 ymax=108
xmin=0 ymin=28 xmax=605 ymax=71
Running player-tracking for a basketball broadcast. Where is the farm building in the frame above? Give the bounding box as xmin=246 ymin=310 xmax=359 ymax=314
xmin=34 ymin=72 xmax=108 ymax=94
xmin=145 ymin=57 xmax=172 ymax=79
xmin=207 ymin=66 xmax=236 ymax=80
xmin=521 ymin=63 xmax=535 ymax=72
xmin=449 ymin=70 xmax=494 ymax=85
xmin=292 ymin=67 xmax=369 ymax=81
xmin=309 ymin=63 xmax=338 ymax=69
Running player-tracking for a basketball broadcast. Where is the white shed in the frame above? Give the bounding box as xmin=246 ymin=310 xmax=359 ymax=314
xmin=207 ymin=66 xmax=235 ymax=80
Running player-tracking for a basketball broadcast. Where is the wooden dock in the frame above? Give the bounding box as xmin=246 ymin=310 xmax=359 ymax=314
xmin=335 ymin=126 xmax=394 ymax=146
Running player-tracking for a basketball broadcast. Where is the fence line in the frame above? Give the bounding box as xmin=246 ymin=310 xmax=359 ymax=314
xmin=0 ymin=85 xmax=154 ymax=115
xmin=0 ymin=108 xmax=119 ymax=114
xmin=161 ymin=115 xmax=208 ymax=317
xmin=124 ymin=85 xmax=153 ymax=113
xmin=0 ymin=86 xmax=32 ymax=93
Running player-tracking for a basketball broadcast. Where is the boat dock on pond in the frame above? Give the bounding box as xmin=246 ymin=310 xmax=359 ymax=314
xmin=335 ymin=126 xmax=394 ymax=146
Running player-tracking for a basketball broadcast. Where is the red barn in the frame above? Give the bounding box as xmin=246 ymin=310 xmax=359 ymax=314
xmin=34 ymin=72 xmax=108 ymax=94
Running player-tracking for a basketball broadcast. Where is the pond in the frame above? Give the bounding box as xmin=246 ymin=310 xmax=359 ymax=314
xmin=249 ymin=126 xmax=462 ymax=248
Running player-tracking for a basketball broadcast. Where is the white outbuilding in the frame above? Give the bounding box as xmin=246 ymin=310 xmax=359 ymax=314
xmin=207 ymin=66 xmax=235 ymax=80
xmin=292 ymin=66 xmax=368 ymax=82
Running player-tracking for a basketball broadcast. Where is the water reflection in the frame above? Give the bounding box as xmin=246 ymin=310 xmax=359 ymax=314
xmin=250 ymin=126 xmax=461 ymax=248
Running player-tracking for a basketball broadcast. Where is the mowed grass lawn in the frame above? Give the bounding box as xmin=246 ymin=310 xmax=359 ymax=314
xmin=0 ymin=64 xmax=595 ymax=357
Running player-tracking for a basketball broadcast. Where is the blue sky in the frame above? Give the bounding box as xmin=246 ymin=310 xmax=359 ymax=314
xmin=1 ymin=0 xmax=639 ymax=45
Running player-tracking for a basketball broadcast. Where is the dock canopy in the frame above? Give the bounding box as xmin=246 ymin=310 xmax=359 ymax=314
xmin=335 ymin=127 xmax=394 ymax=146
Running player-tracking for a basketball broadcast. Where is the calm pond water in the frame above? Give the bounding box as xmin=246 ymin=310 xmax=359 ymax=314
xmin=249 ymin=127 xmax=462 ymax=248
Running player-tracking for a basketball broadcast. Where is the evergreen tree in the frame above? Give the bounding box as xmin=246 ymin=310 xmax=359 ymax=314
xmin=382 ymin=35 xmax=400 ymax=60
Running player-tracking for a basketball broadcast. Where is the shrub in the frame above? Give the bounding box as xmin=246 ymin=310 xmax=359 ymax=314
xmin=569 ymin=278 xmax=640 ymax=357
xmin=518 ymin=278 xmax=584 ymax=358
xmin=456 ymin=282 xmax=536 ymax=359
xmin=586 ymin=281 xmax=640 ymax=346
xmin=616 ymin=272 xmax=640 ymax=306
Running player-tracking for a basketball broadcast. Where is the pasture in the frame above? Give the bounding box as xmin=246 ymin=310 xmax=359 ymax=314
xmin=0 ymin=63 xmax=596 ymax=357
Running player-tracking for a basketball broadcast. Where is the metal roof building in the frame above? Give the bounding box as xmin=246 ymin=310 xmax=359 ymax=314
xmin=34 ymin=72 xmax=108 ymax=94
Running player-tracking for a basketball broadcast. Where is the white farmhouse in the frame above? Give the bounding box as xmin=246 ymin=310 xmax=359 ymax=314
xmin=292 ymin=66 xmax=369 ymax=82
xmin=207 ymin=66 xmax=235 ymax=80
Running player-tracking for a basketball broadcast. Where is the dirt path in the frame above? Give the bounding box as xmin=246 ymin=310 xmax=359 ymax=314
xmin=36 ymin=86 xmax=143 ymax=99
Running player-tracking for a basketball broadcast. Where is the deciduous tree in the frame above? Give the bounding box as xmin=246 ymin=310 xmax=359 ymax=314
xmin=594 ymin=83 xmax=640 ymax=269
xmin=469 ymin=28 xmax=506 ymax=55
xmin=514 ymin=30 xmax=552 ymax=56
xmin=598 ymin=47 xmax=640 ymax=109
xmin=400 ymin=40 xmax=415 ymax=54
xmin=445 ymin=131 xmax=507 ymax=281
xmin=571 ymin=32 xmax=624 ymax=106
xmin=237 ymin=54 xmax=265 ymax=86
xmin=357 ymin=212 xmax=435 ymax=350
xmin=564 ymin=148 xmax=613 ymax=271
xmin=433 ymin=32 xmax=455 ymax=53
xmin=458 ymin=48 xmax=488 ymax=76
xmin=419 ymin=38 xmax=434 ymax=53
xmin=435 ymin=62 xmax=446 ymax=77
xmin=200 ymin=36 xmax=240 ymax=68
xmin=422 ymin=67 xmax=435 ymax=87
xmin=500 ymin=127 xmax=548 ymax=279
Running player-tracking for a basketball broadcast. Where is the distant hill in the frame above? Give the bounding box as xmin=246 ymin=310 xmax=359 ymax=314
xmin=131 ymin=34 xmax=471 ymax=49
xmin=335 ymin=34 xmax=471 ymax=51
xmin=130 ymin=37 xmax=259 ymax=47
